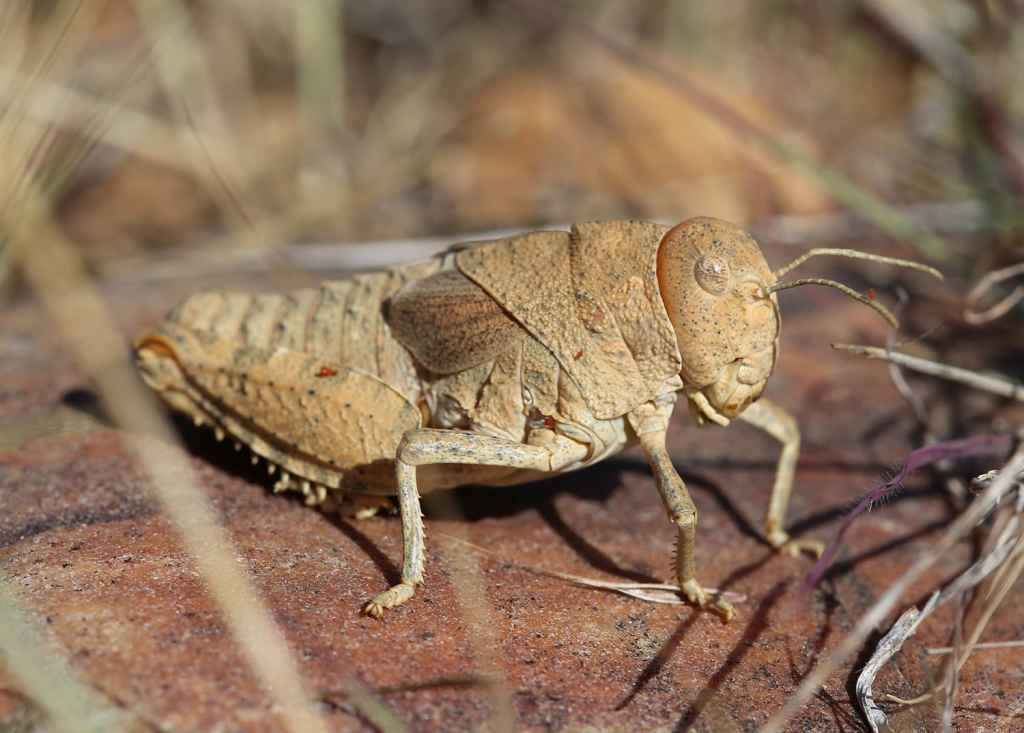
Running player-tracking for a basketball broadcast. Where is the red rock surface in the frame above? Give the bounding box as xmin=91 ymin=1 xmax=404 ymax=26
xmin=1 ymin=251 xmax=1020 ymax=732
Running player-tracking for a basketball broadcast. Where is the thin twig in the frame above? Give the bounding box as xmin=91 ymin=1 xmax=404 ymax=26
xmin=760 ymin=445 xmax=1024 ymax=733
xmin=964 ymin=262 xmax=1024 ymax=325
xmin=10 ymin=191 xmax=378 ymax=733
xmin=0 ymin=573 xmax=135 ymax=733
xmin=928 ymin=639 xmax=1024 ymax=655
xmin=832 ymin=344 xmax=1024 ymax=401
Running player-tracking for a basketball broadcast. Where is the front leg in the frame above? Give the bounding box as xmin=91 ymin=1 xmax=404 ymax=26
xmin=363 ymin=429 xmax=554 ymax=618
xmin=629 ymin=398 xmax=735 ymax=623
xmin=738 ymin=398 xmax=823 ymax=557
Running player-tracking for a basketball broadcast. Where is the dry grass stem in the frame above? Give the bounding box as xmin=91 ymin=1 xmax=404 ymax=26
xmin=760 ymin=444 xmax=1024 ymax=733
xmin=0 ymin=575 xmax=134 ymax=733
xmin=429 ymin=498 xmax=517 ymax=733
xmin=437 ymin=532 xmax=747 ymax=606
xmin=965 ymin=261 xmax=1024 ymax=325
xmin=832 ymin=343 xmax=1024 ymax=401
xmin=882 ymin=530 xmax=1024 ymax=708
xmin=856 ymin=470 xmax=1023 ymax=725
xmin=539 ymin=1 xmax=953 ymax=258
xmin=132 ymin=0 xmax=252 ymax=228
xmin=927 ymin=639 xmax=1024 ymax=655
xmin=8 ymin=193 xmax=356 ymax=733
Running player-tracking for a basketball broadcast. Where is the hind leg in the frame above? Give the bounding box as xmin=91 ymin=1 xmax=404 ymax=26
xmin=362 ymin=429 xmax=553 ymax=618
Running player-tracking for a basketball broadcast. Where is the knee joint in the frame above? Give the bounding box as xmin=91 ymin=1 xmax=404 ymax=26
xmin=671 ymin=507 xmax=698 ymax=531
xmin=778 ymin=415 xmax=799 ymax=445
xmin=397 ymin=434 xmax=431 ymax=466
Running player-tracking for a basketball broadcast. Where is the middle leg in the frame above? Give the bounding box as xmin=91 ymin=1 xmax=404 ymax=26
xmin=739 ymin=398 xmax=823 ymax=557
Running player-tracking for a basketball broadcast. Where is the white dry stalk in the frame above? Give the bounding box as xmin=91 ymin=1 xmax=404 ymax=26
xmin=428 ymin=496 xmax=518 ymax=733
xmin=10 ymin=196 xmax=398 ymax=733
xmin=760 ymin=445 xmax=1024 ymax=733
xmin=0 ymin=575 xmax=134 ymax=733
xmin=436 ymin=531 xmax=747 ymax=607
xmin=964 ymin=261 xmax=1024 ymax=325
xmin=832 ymin=343 xmax=1024 ymax=402
xmin=928 ymin=639 xmax=1024 ymax=655
xmin=855 ymin=500 xmax=1021 ymax=731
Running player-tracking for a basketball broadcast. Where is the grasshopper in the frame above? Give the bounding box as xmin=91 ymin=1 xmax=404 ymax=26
xmin=135 ymin=218 xmax=940 ymax=620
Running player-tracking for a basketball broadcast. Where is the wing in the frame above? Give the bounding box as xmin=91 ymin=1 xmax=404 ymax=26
xmin=386 ymin=269 xmax=524 ymax=374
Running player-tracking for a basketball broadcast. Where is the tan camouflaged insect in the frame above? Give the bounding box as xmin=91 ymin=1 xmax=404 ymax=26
xmin=135 ymin=218 xmax=941 ymax=620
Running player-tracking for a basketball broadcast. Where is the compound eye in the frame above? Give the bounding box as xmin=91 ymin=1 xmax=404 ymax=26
xmin=694 ymin=255 xmax=730 ymax=295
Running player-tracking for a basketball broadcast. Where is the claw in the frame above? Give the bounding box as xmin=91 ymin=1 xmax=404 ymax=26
xmin=711 ymin=598 xmax=736 ymax=622
xmin=680 ymin=579 xmax=735 ymax=621
xmin=680 ymin=578 xmax=708 ymax=608
xmin=769 ymin=530 xmax=825 ymax=558
xmin=362 ymin=582 xmax=416 ymax=619
xmin=783 ymin=538 xmax=825 ymax=558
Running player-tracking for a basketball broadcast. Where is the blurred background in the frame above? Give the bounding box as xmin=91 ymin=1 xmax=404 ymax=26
xmin=0 ymin=0 xmax=1022 ymax=293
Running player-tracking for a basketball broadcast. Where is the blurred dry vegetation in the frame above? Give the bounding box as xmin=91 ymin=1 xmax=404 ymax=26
xmin=0 ymin=0 xmax=1022 ymax=292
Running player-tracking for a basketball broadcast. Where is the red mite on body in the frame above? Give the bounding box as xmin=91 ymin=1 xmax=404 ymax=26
xmin=317 ymin=366 xmax=338 ymax=377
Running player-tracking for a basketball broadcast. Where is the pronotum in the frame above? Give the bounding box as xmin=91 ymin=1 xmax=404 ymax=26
xmin=135 ymin=218 xmax=941 ymax=620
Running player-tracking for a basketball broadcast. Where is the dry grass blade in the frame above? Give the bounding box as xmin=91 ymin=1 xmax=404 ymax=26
xmin=884 ymin=532 xmax=1024 ymax=706
xmin=0 ymin=574 xmax=135 ymax=733
xmin=829 ymin=338 xmax=1024 ymax=725
xmin=759 ymin=445 xmax=1024 ymax=733
xmin=10 ymin=195 xmax=346 ymax=733
xmin=435 ymin=532 xmax=747 ymax=606
xmin=832 ymin=344 xmax=1024 ymax=401
xmin=964 ymin=261 xmax=1024 ymax=325
xmin=429 ymin=497 xmax=518 ymax=733
xmin=928 ymin=639 xmax=1024 ymax=655
xmin=859 ymin=0 xmax=1024 ymax=196
xmin=0 ymin=6 xmax=376 ymax=729
xmin=132 ymin=0 xmax=252 ymax=228
xmin=0 ymin=67 xmax=189 ymax=170
xmin=551 ymin=575 xmax=746 ymax=607
xmin=854 ymin=513 xmax=1020 ymax=731
xmin=295 ymin=0 xmax=347 ymax=196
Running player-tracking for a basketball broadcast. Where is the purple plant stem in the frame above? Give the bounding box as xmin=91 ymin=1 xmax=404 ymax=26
xmin=804 ymin=434 xmax=1012 ymax=590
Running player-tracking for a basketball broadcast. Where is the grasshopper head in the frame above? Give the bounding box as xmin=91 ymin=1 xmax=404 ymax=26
xmin=657 ymin=217 xmax=779 ymax=425
xmin=656 ymin=217 xmax=943 ymax=426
